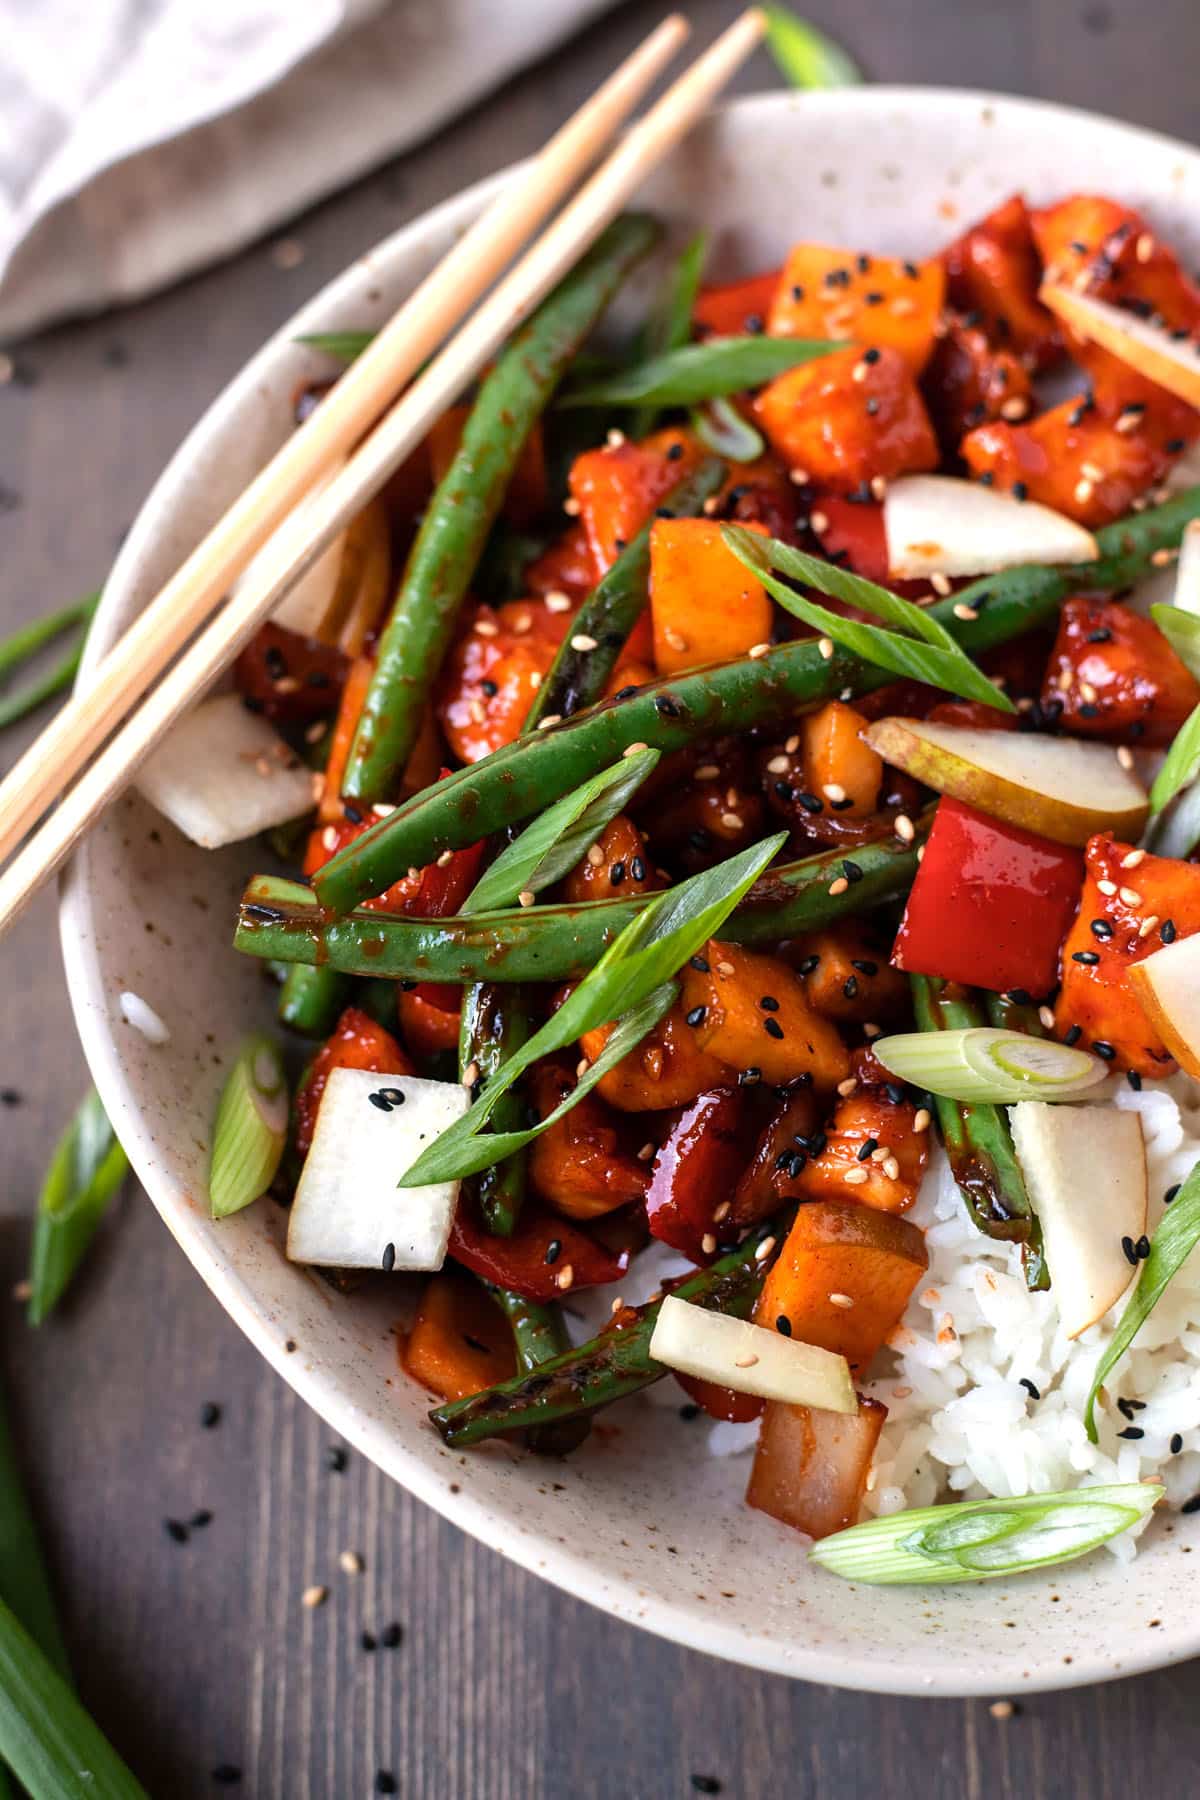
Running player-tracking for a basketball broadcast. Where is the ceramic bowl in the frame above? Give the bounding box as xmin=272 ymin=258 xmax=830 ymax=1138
xmin=61 ymin=88 xmax=1200 ymax=1694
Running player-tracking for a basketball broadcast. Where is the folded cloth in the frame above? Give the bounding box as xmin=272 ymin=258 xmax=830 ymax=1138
xmin=0 ymin=0 xmax=616 ymax=341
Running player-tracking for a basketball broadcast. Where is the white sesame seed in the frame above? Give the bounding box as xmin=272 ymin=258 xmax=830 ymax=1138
xmin=1115 ymin=409 xmax=1141 ymax=435
xmin=1079 ymin=681 xmax=1098 ymax=704
xmin=637 ymin=1141 xmax=655 ymax=1162
xmin=748 ymin=642 xmax=771 ymax=660
xmin=302 ymin=1584 xmax=328 ymax=1610
xmin=695 ymin=763 xmax=720 ymax=780
xmin=863 ymin=1021 xmax=881 ymax=1039
xmin=953 ymin=602 xmax=979 ymax=622
xmin=828 ymin=1291 xmax=856 ymax=1308
xmin=1121 ymin=848 xmax=1146 ymax=869
xmin=544 ymin=589 xmax=571 ymax=612
xmin=894 ymin=813 xmax=915 ymax=843
xmin=11 ymin=1279 xmax=31 ymax=1304
xmin=837 ymin=1077 xmax=859 ymax=1097
xmin=305 ymin=720 xmax=326 ymax=743
xmin=852 ymin=360 xmax=870 ymax=383
xmin=586 ymin=844 xmax=605 ymax=867
xmin=272 ymin=237 xmax=305 ymax=269
xmin=828 ymin=876 xmax=849 ymax=897
xmin=883 ymin=1155 xmax=900 ymax=1181
xmin=1096 ymin=878 xmax=1118 ymax=896
xmin=1138 ymin=914 xmax=1160 ymax=939
xmin=701 ymin=1233 xmax=718 ymax=1255
xmin=664 ymin=626 xmax=689 ymax=651
xmin=913 ymin=1108 xmax=931 ymax=1132
xmin=339 ymin=1550 xmax=364 ymax=1575
xmin=789 ymin=468 xmax=811 ymax=486
xmin=1074 ymin=478 xmax=1095 ymax=505
xmin=1135 ymin=232 xmax=1155 ymax=264
xmin=766 ymin=754 xmax=791 ymax=774
xmin=606 ymin=428 xmax=627 ymax=448
xmin=734 ymin=1352 xmax=759 ymax=1368
xmin=372 ymin=802 xmax=396 ymax=818
xmin=322 ymin=825 xmax=339 ymax=852
xmin=990 ymin=1700 xmax=1016 ymax=1721
xmin=891 ymin=294 xmax=917 ymax=317
xmin=576 ymin=1058 xmax=590 ymax=1078
xmin=843 ymin=1166 xmax=870 ymax=1186
xmin=721 ymin=811 xmax=745 ymax=830
xmin=870 ymin=475 xmax=888 ymax=500
xmin=611 ymin=1296 xmax=626 ymax=1313
xmin=119 ymin=991 xmax=170 ymax=1045
xmin=475 ymin=617 xmax=499 ymax=637
xmin=537 ymin=713 xmax=562 ymax=730
xmin=517 ymin=889 xmax=536 ymax=908
xmin=1000 ymin=396 xmax=1029 ymax=421
xmin=563 ymin=497 xmax=581 ymax=516
xmin=785 ymin=734 xmax=800 ymax=753
xmin=623 ymin=741 xmax=650 ymax=757
xmin=703 ymin=495 xmax=721 ymax=515
xmin=468 ymin=699 xmax=486 ymax=724
xmin=1117 ymin=745 xmax=1135 ymax=770
xmin=556 ymin=1264 xmax=575 ymax=1291
xmin=716 ymin=960 xmax=735 ymax=975
xmin=1151 ymin=546 xmax=1178 ymax=567
xmin=1119 ymin=886 xmax=1143 ymax=907
xmin=870 ymin=1146 xmax=888 ymax=1163
xmin=570 ymin=633 xmax=598 ymax=652
xmin=713 ymin=1200 xmax=732 ymax=1222
xmin=461 ymin=1061 xmax=479 ymax=1089
xmin=436 ymin=849 xmax=454 ymax=867
xmin=512 ymin=612 xmax=532 ymax=633
xmin=754 ymin=1236 xmax=776 ymax=1261
xmin=1056 ymin=667 xmax=1073 ymax=692
xmin=930 ymin=572 xmax=952 ymax=597
xmin=818 ymin=637 xmax=835 ymax=660
xmin=811 ymin=510 xmax=830 ymax=534
xmin=1038 ymin=1005 xmax=1056 ymax=1030
xmin=822 ymin=782 xmax=846 ymax=803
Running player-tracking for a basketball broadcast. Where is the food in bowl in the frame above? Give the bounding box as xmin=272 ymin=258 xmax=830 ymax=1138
xmin=133 ymin=187 xmax=1200 ymax=1585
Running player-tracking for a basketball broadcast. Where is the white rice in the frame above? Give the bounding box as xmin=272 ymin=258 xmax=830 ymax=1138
xmin=567 ymin=1075 xmax=1200 ymax=1555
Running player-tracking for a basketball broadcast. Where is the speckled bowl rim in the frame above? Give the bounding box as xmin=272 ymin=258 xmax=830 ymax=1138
xmin=61 ymin=87 xmax=1200 ymax=1695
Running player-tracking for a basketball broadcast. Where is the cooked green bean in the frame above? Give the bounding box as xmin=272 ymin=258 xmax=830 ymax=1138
xmin=236 ymin=831 xmax=924 ymax=983
xmin=342 ymin=213 xmax=660 ymax=802
xmin=459 ymin=984 xmax=530 ymax=1237
xmin=277 ymin=963 xmax=351 ymax=1036
xmin=488 ymin=1286 xmax=590 ymax=1454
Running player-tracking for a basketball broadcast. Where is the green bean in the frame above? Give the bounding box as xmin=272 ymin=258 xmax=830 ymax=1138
xmin=523 ymin=455 xmax=725 ymax=729
xmin=911 ymin=977 xmax=1048 ymax=1291
xmin=343 ymin=213 xmax=660 ymax=802
xmin=316 ymin=484 xmax=1200 ymax=916
xmin=459 ymin=984 xmax=530 ymax=1237
xmin=489 ymin=1286 xmax=590 ymax=1454
xmin=984 ymin=991 xmax=1048 ymax=1038
xmin=432 ymin=1225 xmax=777 ymax=1447
xmin=277 ymin=963 xmax=351 ymax=1036
xmin=236 ymin=830 xmax=925 ymax=983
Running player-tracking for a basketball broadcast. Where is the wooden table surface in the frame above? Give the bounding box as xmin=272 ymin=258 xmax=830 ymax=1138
xmin=4 ymin=1 xmax=1200 ymax=1794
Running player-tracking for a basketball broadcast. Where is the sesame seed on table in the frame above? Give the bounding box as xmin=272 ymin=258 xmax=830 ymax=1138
xmin=4 ymin=0 xmax=1200 ymax=1793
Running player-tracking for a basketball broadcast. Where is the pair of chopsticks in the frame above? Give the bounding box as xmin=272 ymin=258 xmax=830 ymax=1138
xmin=0 ymin=7 xmax=767 ymax=937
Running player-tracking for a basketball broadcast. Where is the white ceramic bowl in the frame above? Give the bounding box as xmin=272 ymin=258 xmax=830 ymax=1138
xmin=62 ymin=88 xmax=1200 ymax=1695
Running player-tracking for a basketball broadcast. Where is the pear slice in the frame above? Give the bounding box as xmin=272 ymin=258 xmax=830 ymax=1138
xmin=862 ymin=716 xmax=1149 ymax=847
xmin=648 ymin=1295 xmax=856 ymax=1413
xmin=884 ymin=474 xmax=1098 ymax=579
xmin=1009 ymin=1102 xmax=1147 ymax=1338
xmin=1041 ymin=283 xmax=1200 ymax=409
xmin=1128 ymin=931 xmax=1200 ymax=1079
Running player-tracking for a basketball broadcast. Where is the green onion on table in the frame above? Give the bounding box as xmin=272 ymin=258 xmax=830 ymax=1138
xmin=26 ymin=1090 xmax=129 ymax=1327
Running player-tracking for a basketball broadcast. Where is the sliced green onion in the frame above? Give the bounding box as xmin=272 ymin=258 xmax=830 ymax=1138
xmin=690 ymin=396 xmax=765 ymax=463
xmin=557 ymin=335 xmax=841 ymax=409
xmin=871 ymin=1026 xmax=1108 ymax=1104
xmin=1084 ymin=1154 xmax=1200 ymax=1441
xmin=27 ymin=1091 xmax=128 ymax=1327
xmin=0 ymin=1592 xmax=149 ymax=1798
xmin=209 ymin=1035 xmax=288 ymax=1218
xmin=461 ymin=748 xmax=659 ymax=914
xmin=810 ymin=1483 xmax=1162 ymax=1585
xmin=0 ymin=1385 xmax=71 ymax=1676
xmin=763 ymin=5 xmax=862 ymax=88
xmin=631 ymin=230 xmax=708 ymax=439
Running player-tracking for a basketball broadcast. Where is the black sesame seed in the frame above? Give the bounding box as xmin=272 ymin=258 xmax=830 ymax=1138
xmin=544 ymin=1238 xmax=562 ymax=1265
xmin=381 ymin=1242 xmax=396 ymax=1273
xmin=797 ymin=790 xmax=824 ymax=814
xmin=1087 ymin=628 xmax=1113 ymax=643
xmin=1162 ymin=919 xmax=1178 ymax=943
xmin=1127 ymin=1070 xmax=1142 ymax=1091
xmin=797 ymin=954 xmax=821 ymax=975
xmin=1078 ymin=704 xmax=1100 ymax=719
xmin=884 ymin=1082 xmax=906 ymax=1106
xmin=165 ymin=1519 xmax=189 ymax=1544
xmin=791 ymin=283 xmax=805 ymax=301
xmin=842 ymin=860 xmax=863 ymax=883
xmin=326 ymin=1446 xmax=348 ymax=1473
xmin=666 ymin=442 xmax=685 ymax=461
xmin=685 ymin=1005 xmax=708 ymax=1028
xmin=851 ymin=959 xmax=878 ymax=976
xmin=631 ymin=856 xmax=646 ymax=882
xmin=361 ymin=1630 xmax=378 ymax=1651
xmin=1065 ymin=1025 xmax=1082 ymax=1046
xmin=689 ymin=828 xmax=712 ymax=851
xmin=264 ymin=645 xmax=287 ymax=679
xmin=200 ymin=1402 xmax=222 ymax=1430
xmin=1012 ymin=481 xmax=1028 ymax=501
xmin=654 ymin=695 xmax=681 ymax=718
xmin=903 ymin=260 xmax=920 ymax=279
xmin=399 ymin=979 xmax=418 ymax=992
xmin=843 ymin=976 xmax=859 ymax=1000
xmin=480 ymin=678 xmax=498 ymax=697
xmin=1121 ymin=1236 xmax=1138 ymax=1266
xmin=1183 ymin=1494 xmax=1200 ymax=1515
xmin=1117 ymin=1396 xmax=1136 ymax=1420
xmin=745 ymin=313 xmax=765 ymax=334
xmin=1020 ymin=1378 xmax=1041 ymax=1401
xmin=679 ymin=1403 xmax=701 ymax=1420
xmin=1092 ymin=1040 xmax=1116 ymax=1060
xmin=862 ymin=347 xmax=881 ymax=364
xmin=1072 ymin=950 xmax=1101 ymax=965
xmin=1117 ymin=1426 xmax=1145 ymax=1440
xmin=211 ymin=1767 xmax=242 ymax=1788
xmin=1091 ymin=918 xmax=1114 ymax=941
xmin=381 ymin=1622 xmax=404 ymax=1648
xmin=1136 ymin=1234 xmax=1151 ymax=1260
xmin=1005 ymin=989 xmax=1032 ymax=1006
xmin=691 ymin=1779 xmax=722 ymax=1796
xmin=857 ymin=1138 xmax=878 ymax=1161
xmin=690 ymin=955 xmax=711 ymax=972
xmin=1165 ymin=1184 xmax=1181 ymax=1205
xmin=376 ymin=1773 xmax=398 ymax=1796
xmin=1172 ymin=1434 xmax=1184 ymax=1455
xmin=368 ymin=1091 xmax=394 ymax=1113
xmin=763 ymin=1017 xmax=785 ymax=1040
xmin=342 ymin=803 xmax=364 ymax=825
xmin=614 ymin=685 xmax=639 ymax=701
xmin=609 ymin=861 xmax=627 ymax=886
xmin=759 ymin=995 xmax=780 ymax=1012
xmin=0 ymin=1088 xmax=22 ymax=1107
xmin=865 ymin=397 xmax=880 ymax=416
xmin=377 ymin=1087 xmax=406 ymax=1105
xmin=738 ymin=1066 xmax=762 ymax=1085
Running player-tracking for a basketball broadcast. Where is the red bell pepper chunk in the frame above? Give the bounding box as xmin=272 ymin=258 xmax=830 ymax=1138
xmin=448 ymin=1201 xmax=629 ymax=1302
xmin=294 ymin=1007 xmax=414 ymax=1156
xmin=645 ymin=1086 xmax=751 ymax=1264
xmin=674 ymin=1371 xmax=764 ymax=1424
xmin=233 ymin=622 xmax=349 ymax=722
xmin=891 ymin=797 xmax=1083 ymax=997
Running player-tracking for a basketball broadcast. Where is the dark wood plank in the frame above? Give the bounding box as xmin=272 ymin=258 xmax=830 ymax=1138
xmin=4 ymin=1 xmax=1200 ymax=1795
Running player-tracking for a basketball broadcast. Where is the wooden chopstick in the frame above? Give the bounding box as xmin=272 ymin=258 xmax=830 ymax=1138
xmin=0 ymin=12 xmax=691 ymax=871
xmin=0 ymin=6 xmax=765 ymax=938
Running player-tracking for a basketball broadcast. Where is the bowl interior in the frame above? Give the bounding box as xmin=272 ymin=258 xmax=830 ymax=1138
xmin=62 ymin=87 xmax=1200 ymax=1694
